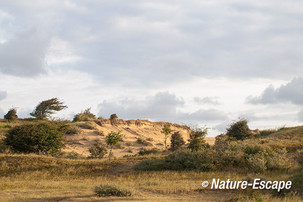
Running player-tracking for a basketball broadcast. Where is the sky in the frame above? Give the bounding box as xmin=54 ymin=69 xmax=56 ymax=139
xmin=1 ymin=0 xmax=303 ymax=136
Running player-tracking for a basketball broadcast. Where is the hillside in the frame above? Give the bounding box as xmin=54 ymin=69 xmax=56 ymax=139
xmin=64 ymin=119 xmax=215 ymax=158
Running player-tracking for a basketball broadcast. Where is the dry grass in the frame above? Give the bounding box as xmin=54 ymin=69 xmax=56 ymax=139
xmin=0 ymin=154 xmax=301 ymax=201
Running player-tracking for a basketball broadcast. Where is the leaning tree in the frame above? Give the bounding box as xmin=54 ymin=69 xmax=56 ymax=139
xmin=30 ymin=98 xmax=67 ymax=120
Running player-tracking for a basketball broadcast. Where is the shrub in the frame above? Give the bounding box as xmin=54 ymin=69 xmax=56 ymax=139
xmin=246 ymin=153 xmax=267 ymax=173
xmin=135 ymin=149 xmax=217 ymax=171
xmin=259 ymin=129 xmax=276 ymax=137
xmin=170 ymin=132 xmax=185 ymax=151
xmin=289 ymin=168 xmax=303 ymax=196
xmin=94 ymin=184 xmax=132 ymax=197
xmin=226 ymin=119 xmax=252 ymax=140
xmin=138 ymin=148 xmax=161 ymax=155
xmin=73 ymin=108 xmax=96 ymax=122
xmin=110 ymin=114 xmax=118 ymax=120
xmin=136 ymin=137 xmax=152 ymax=146
xmin=4 ymin=122 xmax=66 ymax=155
xmin=296 ymin=149 xmax=303 ymax=165
xmin=4 ymin=108 xmax=18 ymax=121
xmin=65 ymin=126 xmax=81 ymax=135
xmin=265 ymin=148 xmax=290 ymax=171
xmin=188 ymin=128 xmax=208 ymax=152
xmin=164 ymin=149 xmax=216 ymax=171
xmin=133 ymin=158 xmax=166 ymax=171
xmin=89 ymin=141 xmax=108 ymax=158
xmin=77 ymin=122 xmax=95 ymax=129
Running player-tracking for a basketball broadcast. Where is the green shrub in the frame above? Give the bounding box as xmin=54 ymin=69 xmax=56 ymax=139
xmin=89 ymin=142 xmax=108 ymax=158
xmin=94 ymin=184 xmax=132 ymax=197
xmin=246 ymin=153 xmax=267 ymax=173
xmin=259 ymin=129 xmax=276 ymax=137
xmin=4 ymin=122 xmax=66 ymax=155
xmin=65 ymin=126 xmax=81 ymax=135
xmin=188 ymin=128 xmax=208 ymax=152
xmin=289 ymin=168 xmax=303 ymax=196
xmin=296 ymin=149 xmax=303 ymax=165
xmin=170 ymin=132 xmax=185 ymax=151
xmin=164 ymin=149 xmax=216 ymax=171
xmin=226 ymin=119 xmax=252 ymax=140
xmin=136 ymin=137 xmax=152 ymax=146
xmin=73 ymin=108 xmax=96 ymax=122
xmin=133 ymin=158 xmax=166 ymax=171
xmin=135 ymin=149 xmax=216 ymax=171
xmin=265 ymin=148 xmax=290 ymax=171
xmin=138 ymin=148 xmax=161 ymax=155
xmin=4 ymin=108 xmax=18 ymax=121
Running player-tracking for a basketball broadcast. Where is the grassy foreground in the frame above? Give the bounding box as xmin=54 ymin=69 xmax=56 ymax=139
xmin=0 ymin=154 xmax=301 ymax=201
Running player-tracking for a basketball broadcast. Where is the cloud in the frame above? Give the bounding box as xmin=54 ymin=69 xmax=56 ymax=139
xmin=194 ymin=97 xmax=220 ymax=105
xmin=298 ymin=110 xmax=303 ymax=122
xmin=98 ymin=92 xmax=228 ymax=123
xmin=0 ymin=90 xmax=7 ymax=101
xmin=247 ymin=77 xmax=303 ymax=106
xmin=0 ymin=28 xmax=50 ymax=76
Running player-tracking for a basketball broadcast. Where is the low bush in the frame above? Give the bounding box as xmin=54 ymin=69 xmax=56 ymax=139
xmin=138 ymin=148 xmax=161 ymax=155
xmin=94 ymin=184 xmax=132 ymax=197
xmin=289 ymin=168 xmax=303 ymax=196
xmin=133 ymin=158 xmax=166 ymax=171
xmin=136 ymin=137 xmax=152 ymax=146
xmin=65 ymin=126 xmax=81 ymax=135
xmin=4 ymin=122 xmax=66 ymax=155
xmin=77 ymin=122 xmax=95 ymax=130
xmin=259 ymin=129 xmax=276 ymax=137
xmin=89 ymin=142 xmax=108 ymax=158
xmin=73 ymin=108 xmax=96 ymax=122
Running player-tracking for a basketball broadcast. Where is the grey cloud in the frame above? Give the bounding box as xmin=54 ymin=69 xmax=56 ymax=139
xmin=194 ymin=97 xmax=220 ymax=105
xmin=247 ymin=77 xmax=303 ymax=106
xmin=0 ymin=28 xmax=50 ymax=76
xmin=298 ymin=110 xmax=303 ymax=122
xmin=98 ymin=92 xmax=228 ymax=123
xmin=0 ymin=90 xmax=7 ymax=101
xmin=2 ymin=1 xmax=303 ymax=83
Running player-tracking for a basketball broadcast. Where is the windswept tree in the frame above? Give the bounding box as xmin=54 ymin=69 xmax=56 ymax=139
xmin=162 ymin=124 xmax=172 ymax=150
xmin=4 ymin=108 xmax=18 ymax=122
xmin=106 ymin=131 xmax=122 ymax=160
xmin=30 ymin=98 xmax=67 ymax=120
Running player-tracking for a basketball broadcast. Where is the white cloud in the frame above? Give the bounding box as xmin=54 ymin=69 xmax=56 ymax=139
xmin=247 ymin=77 xmax=303 ymax=106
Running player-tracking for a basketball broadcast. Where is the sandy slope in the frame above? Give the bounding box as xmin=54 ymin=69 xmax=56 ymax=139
xmin=63 ymin=119 xmax=215 ymax=158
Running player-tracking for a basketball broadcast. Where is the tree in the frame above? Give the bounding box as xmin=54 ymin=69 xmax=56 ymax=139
xmin=73 ymin=108 xmax=96 ymax=122
xmin=30 ymin=98 xmax=67 ymax=120
xmin=4 ymin=108 xmax=18 ymax=121
xmin=4 ymin=122 xmax=66 ymax=155
xmin=162 ymin=124 xmax=172 ymax=150
xmin=106 ymin=131 xmax=122 ymax=159
xmin=170 ymin=132 xmax=185 ymax=151
xmin=226 ymin=119 xmax=251 ymax=140
xmin=188 ymin=128 xmax=208 ymax=152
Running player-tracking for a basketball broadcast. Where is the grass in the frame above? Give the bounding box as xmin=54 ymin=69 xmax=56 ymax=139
xmin=0 ymin=120 xmax=303 ymax=201
xmin=0 ymin=153 xmax=301 ymax=201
